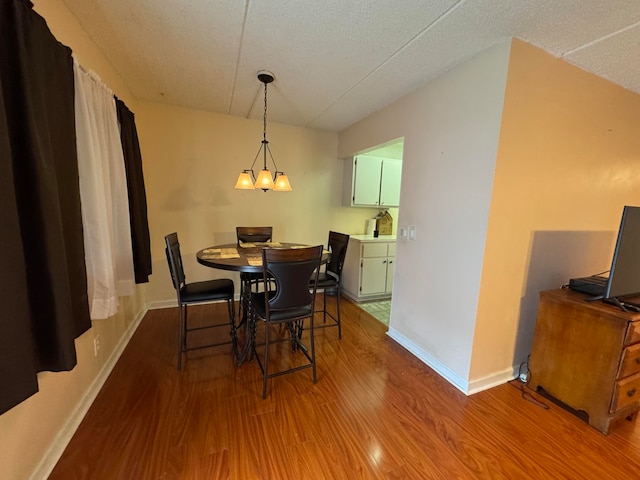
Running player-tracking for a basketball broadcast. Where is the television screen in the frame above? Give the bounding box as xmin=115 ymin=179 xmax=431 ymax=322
xmin=604 ymin=205 xmax=640 ymax=300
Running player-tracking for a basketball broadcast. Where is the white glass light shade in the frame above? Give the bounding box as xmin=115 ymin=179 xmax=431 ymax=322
xmin=234 ymin=171 xmax=255 ymax=189
xmin=254 ymin=169 xmax=275 ymax=190
xmin=273 ymin=173 xmax=292 ymax=191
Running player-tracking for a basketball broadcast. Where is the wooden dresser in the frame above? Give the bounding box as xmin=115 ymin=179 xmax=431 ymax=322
xmin=529 ymin=288 xmax=640 ymax=434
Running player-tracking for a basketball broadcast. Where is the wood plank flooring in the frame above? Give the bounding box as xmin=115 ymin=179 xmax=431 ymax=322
xmin=49 ymin=297 xmax=640 ymax=479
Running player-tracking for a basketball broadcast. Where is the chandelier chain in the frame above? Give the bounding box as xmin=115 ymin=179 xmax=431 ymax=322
xmin=263 ymin=82 xmax=268 ymax=141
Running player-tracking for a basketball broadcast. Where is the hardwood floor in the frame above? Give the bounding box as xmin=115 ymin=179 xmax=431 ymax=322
xmin=49 ymin=297 xmax=640 ymax=479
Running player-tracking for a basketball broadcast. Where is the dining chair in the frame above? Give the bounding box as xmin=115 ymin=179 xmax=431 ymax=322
xmin=236 ymin=226 xmax=273 ymax=245
xmin=249 ymin=245 xmax=323 ymax=398
xmin=236 ymin=226 xmax=273 ymax=321
xmin=312 ymin=231 xmax=350 ymax=339
xmin=165 ymin=232 xmax=236 ymax=370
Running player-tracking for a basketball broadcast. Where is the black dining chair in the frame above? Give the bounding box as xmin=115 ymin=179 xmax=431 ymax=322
xmin=312 ymin=231 xmax=349 ymax=339
xmin=249 ymin=245 xmax=323 ymax=398
xmin=236 ymin=226 xmax=273 ymax=321
xmin=236 ymin=226 xmax=273 ymax=245
xmin=165 ymin=232 xmax=236 ymax=370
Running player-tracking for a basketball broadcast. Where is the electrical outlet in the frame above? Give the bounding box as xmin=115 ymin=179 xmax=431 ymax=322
xmin=93 ymin=335 xmax=101 ymax=356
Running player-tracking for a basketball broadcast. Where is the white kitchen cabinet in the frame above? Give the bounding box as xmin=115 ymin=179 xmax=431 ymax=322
xmin=379 ymin=159 xmax=402 ymax=207
xmin=352 ymin=157 xmax=382 ymax=206
xmin=342 ymin=236 xmax=396 ymax=302
xmin=342 ymin=156 xmax=402 ymax=207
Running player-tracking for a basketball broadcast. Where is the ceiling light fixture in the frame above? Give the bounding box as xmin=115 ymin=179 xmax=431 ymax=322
xmin=234 ymin=71 xmax=292 ymax=192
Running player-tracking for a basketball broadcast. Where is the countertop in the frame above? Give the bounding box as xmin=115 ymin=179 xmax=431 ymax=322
xmin=349 ymin=234 xmax=396 ymax=242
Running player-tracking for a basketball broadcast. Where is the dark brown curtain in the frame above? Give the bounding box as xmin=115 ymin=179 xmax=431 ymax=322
xmin=0 ymin=0 xmax=91 ymax=414
xmin=116 ymin=98 xmax=152 ymax=284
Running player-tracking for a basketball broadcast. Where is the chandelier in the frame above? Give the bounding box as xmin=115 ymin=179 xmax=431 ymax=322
xmin=234 ymin=71 xmax=292 ymax=192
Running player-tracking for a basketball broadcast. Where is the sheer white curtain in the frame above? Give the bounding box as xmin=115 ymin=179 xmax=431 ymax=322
xmin=73 ymin=59 xmax=134 ymax=319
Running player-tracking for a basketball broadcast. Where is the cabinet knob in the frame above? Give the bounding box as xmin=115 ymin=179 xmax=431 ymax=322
xmin=382 ymin=260 xmax=387 ymax=264
xmin=635 ymin=357 xmax=640 ymax=365
xmin=627 ymin=388 xmax=637 ymax=398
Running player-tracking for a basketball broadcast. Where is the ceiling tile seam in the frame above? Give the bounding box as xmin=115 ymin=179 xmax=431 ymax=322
xmin=228 ymin=0 xmax=252 ymax=115
xmin=561 ymin=19 xmax=640 ymax=57
xmin=246 ymin=84 xmax=263 ymax=120
xmin=305 ymin=0 xmax=467 ymax=128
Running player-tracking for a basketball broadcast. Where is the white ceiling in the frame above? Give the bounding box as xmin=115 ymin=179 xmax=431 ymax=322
xmin=61 ymin=0 xmax=640 ymax=133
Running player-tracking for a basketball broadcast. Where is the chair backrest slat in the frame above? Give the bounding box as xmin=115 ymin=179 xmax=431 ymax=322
xmin=236 ymin=226 xmax=273 ymax=244
xmin=165 ymin=232 xmax=186 ymax=290
xmin=262 ymin=246 xmax=323 ymax=312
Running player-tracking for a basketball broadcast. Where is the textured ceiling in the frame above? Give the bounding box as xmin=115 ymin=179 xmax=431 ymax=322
xmin=60 ymin=0 xmax=640 ymax=132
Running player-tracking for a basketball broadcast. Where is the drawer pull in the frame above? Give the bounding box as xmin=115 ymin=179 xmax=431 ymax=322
xmin=627 ymin=388 xmax=637 ymax=398
xmin=636 ymin=357 xmax=640 ymax=365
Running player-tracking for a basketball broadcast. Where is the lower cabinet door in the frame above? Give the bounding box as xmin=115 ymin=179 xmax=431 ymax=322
xmin=386 ymin=258 xmax=395 ymax=293
xmin=360 ymin=258 xmax=388 ymax=295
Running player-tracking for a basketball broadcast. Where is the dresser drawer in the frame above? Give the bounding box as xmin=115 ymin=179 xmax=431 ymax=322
xmin=618 ymin=343 xmax=640 ymax=379
xmin=611 ymin=372 xmax=640 ymax=413
xmin=625 ymin=321 xmax=640 ymax=345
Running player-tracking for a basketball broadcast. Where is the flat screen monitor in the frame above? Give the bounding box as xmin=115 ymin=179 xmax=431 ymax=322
xmin=604 ymin=205 xmax=640 ymax=300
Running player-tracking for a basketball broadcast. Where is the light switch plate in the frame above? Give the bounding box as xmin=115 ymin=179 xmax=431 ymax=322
xmin=408 ymin=226 xmax=416 ymax=240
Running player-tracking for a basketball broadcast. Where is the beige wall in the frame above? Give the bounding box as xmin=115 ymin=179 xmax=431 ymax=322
xmin=471 ymin=39 xmax=640 ymax=379
xmin=339 ymin=41 xmax=511 ymax=391
xmin=340 ymin=37 xmax=640 ymax=393
xmin=0 ymin=2 xmax=147 ymax=479
xmin=137 ymin=101 xmax=380 ymax=305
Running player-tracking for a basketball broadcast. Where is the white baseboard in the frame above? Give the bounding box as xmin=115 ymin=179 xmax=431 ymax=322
xmin=147 ymin=299 xmax=177 ymax=310
xmin=30 ymin=305 xmax=148 ymax=480
xmin=386 ymin=327 xmax=517 ymax=396
xmin=386 ymin=327 xmax=470 ymax=394
xmin=467 ymin=366 xmax=519 ymax=395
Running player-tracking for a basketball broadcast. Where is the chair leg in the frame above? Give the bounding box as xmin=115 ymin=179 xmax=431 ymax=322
xmin=262 ymin=321 xmax=270 ymax=399
xmin=238 ymin=278 xmax=248 ymax=326
xmin=335 ymin=289 xmax=342 ymax=339
xmin=296 ymin=318 xmax=304 ymax=348
xmin=323 ymin=290 xmax=328 ymax=324
xmin=292 ymin=320 xmax=309 ymax=352
xmin=227 ymin=298 xmax=237 ymax=346
xmin=249 ymin=302 xmax=257 ymax=363
xmin=310 ymin=315 xmax=317 ymax=384
xmin=288 ymin=322 xmax=295 ymax=351
xmin=315 ymin=288 xmax=342 ymax=339
xmin=177 ymin=303 xmax=186 ymax=370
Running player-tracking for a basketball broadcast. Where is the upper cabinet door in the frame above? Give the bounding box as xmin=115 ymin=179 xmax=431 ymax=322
xmin=380 ymin=159 xmax=402 ymax=207
xmin=352 ymin=156 xmax=382 ymax=206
